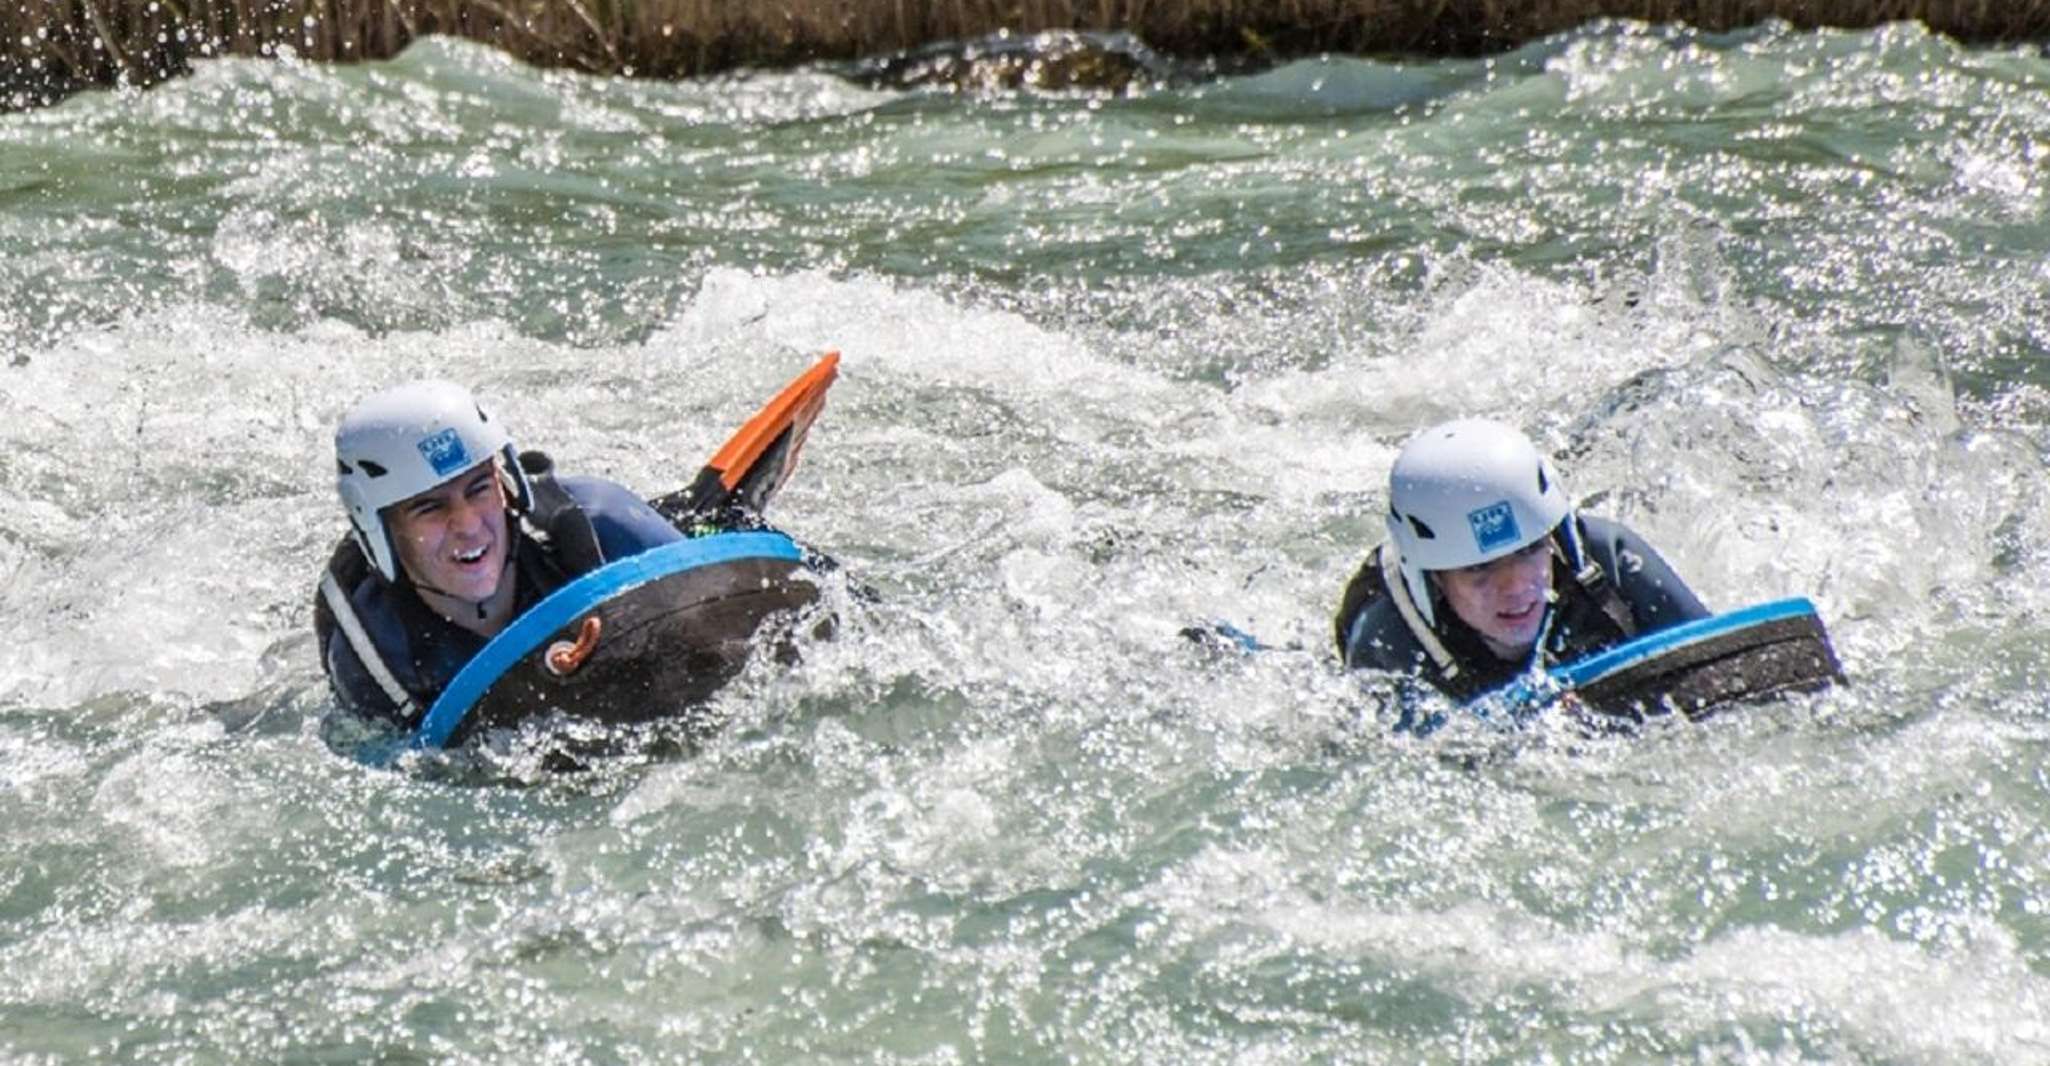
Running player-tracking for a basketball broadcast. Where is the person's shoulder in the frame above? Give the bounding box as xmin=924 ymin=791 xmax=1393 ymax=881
xmin=1575 ymin=512 xmax=1710 ymax=622
xmin=1576 ymin=513 xmax=1672 ymax=568
xmin=342 ymin=565 xmax=390 ymax=611
xmin=557 ymin=472 xmax=639 ymax=503
xmin=1576 ymin=511 xmax=1644 ymax=545
xmin=1579 ymin=508 xmax=1677 ymax=552
xmin=557 ymin=473 xmax=680 ymax=524
xmin=552 ymin=471 xmax=690 ymax=559
xmin=1343 ymin=597 xmax=1428 ymax=672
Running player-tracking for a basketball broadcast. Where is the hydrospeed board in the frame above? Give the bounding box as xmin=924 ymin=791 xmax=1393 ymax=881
xmin=1477 ymin=596 xmax=1844 ymax=724
xmin=410 ymin=530 xmax=815 ymax=749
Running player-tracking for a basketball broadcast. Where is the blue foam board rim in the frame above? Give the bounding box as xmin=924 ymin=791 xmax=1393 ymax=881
xmin=411 ymin=530 xmax=804 ymax=749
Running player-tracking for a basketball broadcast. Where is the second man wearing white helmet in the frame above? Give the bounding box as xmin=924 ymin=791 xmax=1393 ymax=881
xmin=1335 ymin=418 xmax=1709 ymax=721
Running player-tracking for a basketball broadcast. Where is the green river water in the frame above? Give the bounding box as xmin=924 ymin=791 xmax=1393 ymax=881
xmin=3 ymin=19 xmax=2050 ymax=1064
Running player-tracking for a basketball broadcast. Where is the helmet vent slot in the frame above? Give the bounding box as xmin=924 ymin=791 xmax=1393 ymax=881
xmin=1407 ymin=515 xmax=1437 ymax=540
xmin=357 ymin=460 xmax=389 ymax=478
xmin=1537 ymin=465 xmax=1550 ymax=494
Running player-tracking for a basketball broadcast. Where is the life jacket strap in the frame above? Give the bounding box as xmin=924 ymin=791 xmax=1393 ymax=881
xmin=1557 ymin=534 xmax=1637 ymax=640
xmin=1379 ymin=542 xmax=1461 ymax=681
xmin=319 ymin=570 xmax=419 ymax=721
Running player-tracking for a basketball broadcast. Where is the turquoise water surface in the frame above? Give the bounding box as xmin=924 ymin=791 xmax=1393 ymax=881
xmin=4 ymin=20 xmax=2049 ymax=1063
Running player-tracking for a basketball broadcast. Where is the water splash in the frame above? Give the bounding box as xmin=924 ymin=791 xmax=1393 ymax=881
xmin=7 ymin=20 xmax=2050 ymax=1064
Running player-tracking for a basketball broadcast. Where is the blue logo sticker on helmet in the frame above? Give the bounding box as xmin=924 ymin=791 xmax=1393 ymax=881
xmin=417 ymin=428 xmax=472 ymax=477
xmin=1468 ymin=500 xmax=1521 ymax=554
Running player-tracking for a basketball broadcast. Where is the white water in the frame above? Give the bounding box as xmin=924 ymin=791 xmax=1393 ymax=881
xmin=7 ymin=23 xmax=2050 ymax=1064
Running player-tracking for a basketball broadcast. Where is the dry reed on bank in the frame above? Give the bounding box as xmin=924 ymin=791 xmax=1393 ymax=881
xmin=5 ymin=1 xmax=2048 ymax=111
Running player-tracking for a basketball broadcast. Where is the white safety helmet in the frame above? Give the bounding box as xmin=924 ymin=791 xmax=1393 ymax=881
xmin=334 ymin=380 xmax=533 ymax=582
xmin=1384 ymin=418 xmax=1571 ymax=628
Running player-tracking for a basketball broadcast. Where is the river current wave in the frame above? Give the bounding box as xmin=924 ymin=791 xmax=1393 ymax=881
xmin=4 ymin=19 xmax=2050 ymax=1064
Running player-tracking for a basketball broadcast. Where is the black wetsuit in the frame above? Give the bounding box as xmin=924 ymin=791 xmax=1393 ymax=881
xmin=319 ymin=476 xmax=687 ymax=730
xmin=1338 ymin=514 xmax=1709 ymax=723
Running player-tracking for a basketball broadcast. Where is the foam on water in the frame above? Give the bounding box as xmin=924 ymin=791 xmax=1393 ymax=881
xmin=6 ymin=19 xmax=2050 ymax=1064
xmin=4 ymin=258 xmax=2047 ymax=1062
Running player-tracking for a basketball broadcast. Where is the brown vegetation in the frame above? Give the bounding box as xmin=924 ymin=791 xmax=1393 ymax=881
xmin=5 ymin=1 xmax=2048 ymax=112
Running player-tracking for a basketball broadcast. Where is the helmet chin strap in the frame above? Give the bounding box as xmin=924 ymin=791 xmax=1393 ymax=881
xmin=1516 ymin=587 xmax=1562 ymax=675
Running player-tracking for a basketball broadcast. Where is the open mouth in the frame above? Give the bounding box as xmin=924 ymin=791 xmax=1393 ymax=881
xmin=453 ymin=544 xmax=490 ymax=565
xmin=1498 ymin=602 xmax=1541 ymax=626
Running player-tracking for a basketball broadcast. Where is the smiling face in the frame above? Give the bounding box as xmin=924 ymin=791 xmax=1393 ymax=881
xmin=1432 ymin=538 xmax=1554 ymax=658
xmin=385 ymin=460 xmax=510 ymax=605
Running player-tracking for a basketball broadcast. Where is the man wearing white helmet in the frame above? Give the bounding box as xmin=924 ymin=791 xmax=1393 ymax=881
xmin=1335 ymin=418 xmax=1708 ymax=720
xmin=315 ymin=380 xmax=691 ymax=728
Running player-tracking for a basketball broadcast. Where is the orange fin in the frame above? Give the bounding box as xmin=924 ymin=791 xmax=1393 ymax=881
xmin=651 ymin=350 xmax=840 ymax=524
xmin=708 ymin=349 xmax=839 ymax=493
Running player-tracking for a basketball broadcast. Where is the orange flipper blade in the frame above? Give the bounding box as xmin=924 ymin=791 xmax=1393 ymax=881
xmin=708 ymin=349 xmax=840 ymax=493
xmin=651 ymin=350 xmax=841 ymax=524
